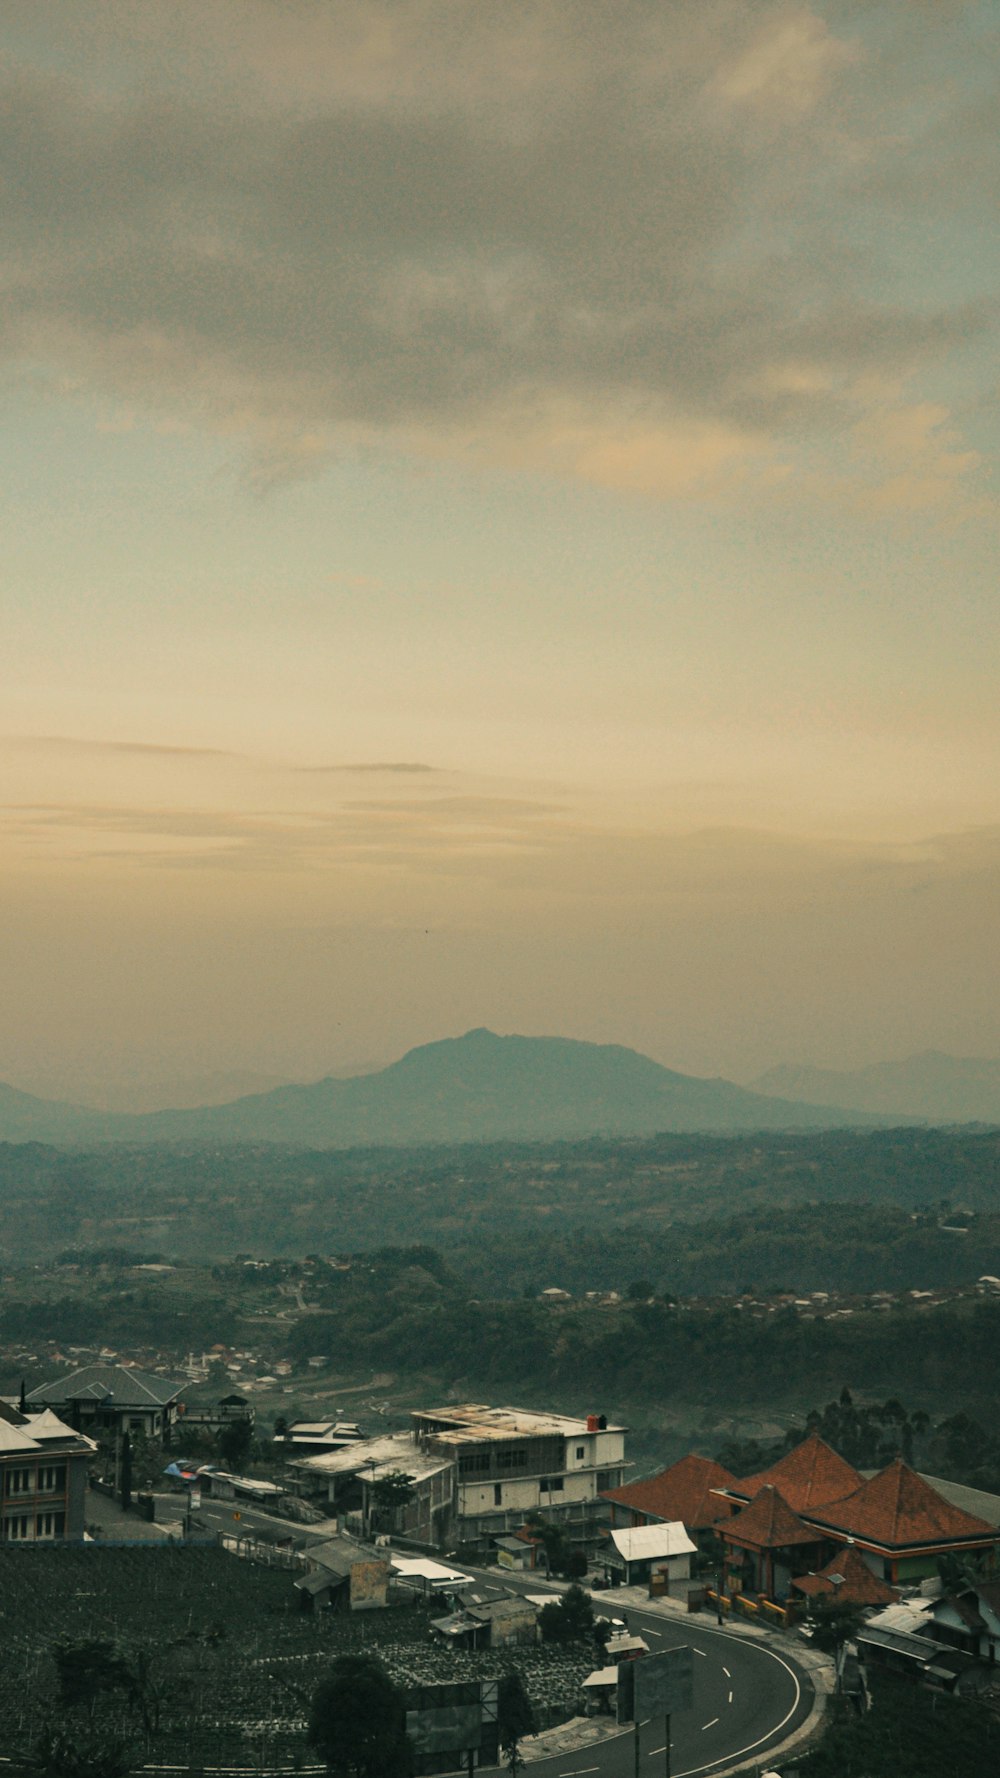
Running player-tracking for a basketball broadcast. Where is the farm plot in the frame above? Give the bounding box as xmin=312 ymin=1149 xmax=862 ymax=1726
xmin=0 ymin=1546 xmax=592 ymax=1770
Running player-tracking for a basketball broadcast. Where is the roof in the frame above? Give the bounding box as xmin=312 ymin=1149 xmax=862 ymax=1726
xmin=294 ymin=1430 xmax=451 ymax=1482
xmin=913 ymin=1474 xmax=1000 ymax=1530
xmin=411 ymin=1404 xmax=625 ymax=1441
xmin=790 ymin=1544 xmax=897 ymax=1607
xmin=602 ymin=1453 xmax=738 ymax=1530
xmin=609 ymin=1522 xmax=696 ymax=1563
xmin=0 ymin=1418 xmax=39 ymax=1455
xmin=28 ymin=1363 xmax=183 ymax=1410
xmin=736 ymin=1435 xmax=865 ymax=1513
xmin=295 ymin=1569 xmax=348 ymax=1596
xmin=391 ymin=1556 xmax=470 ymax=1587
xmin=722 ymin=1487 xmax=818 ymax=1550
xmin=815 ymin=1459 xmax=998 ymax=1551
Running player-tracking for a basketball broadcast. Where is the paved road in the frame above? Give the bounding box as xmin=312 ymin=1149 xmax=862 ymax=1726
xmin=478 ymin=1580 xmax=813 ymax=1778
xmin=165 ymin=1512 xmax=813 ymax=1775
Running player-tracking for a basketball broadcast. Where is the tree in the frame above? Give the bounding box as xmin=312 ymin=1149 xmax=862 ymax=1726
xmin=53 ymin=1640 xmax=135 ymax=1718
xmin=538 ymin=1584 xmax=594 ymax=1643
xmin=218 ymin=1416 xmax=254 ymax=1473
xmin=804 ymin=1596 xmax=864 ymax=1691
xmin=497 ymin=1670 xmax=535 ymax=1777
xmin=368 ymin=1470 xmax=415 ymax=1533
xmin=307 ymin=1656 xmax=413 ymax=1778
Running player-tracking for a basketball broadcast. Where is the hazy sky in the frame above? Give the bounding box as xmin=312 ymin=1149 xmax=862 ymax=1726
xmin=3 ymin=1 xmax=999 ymax=1107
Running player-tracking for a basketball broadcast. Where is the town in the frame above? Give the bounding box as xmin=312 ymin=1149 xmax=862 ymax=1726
xmin=3 ymin=1286 xmax=1000 ymax=1776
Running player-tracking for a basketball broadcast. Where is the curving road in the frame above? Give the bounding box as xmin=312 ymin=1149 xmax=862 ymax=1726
xmin=482 ymin=1586 xmax=814 ymax=1778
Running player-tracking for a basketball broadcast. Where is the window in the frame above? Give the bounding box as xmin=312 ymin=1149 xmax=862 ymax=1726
xmin=37 ymin=1465 xmax=66 ymax=1494
xmin=3 ymin=1514 xmax=32 ymax=1540
xmin=36 ymin=1510 xmax=64 ymax=1539
xmin=495 ymin=1447 xmax=527 ymax=1470
xmin=597 ymin=1470 xmax=613 ymax=1491
xmin=575 ymin=1446 xmax=585 ymax=1460
xmin=4 ymin=1468 xmax=33 ymax=1497
xmin=493 ymin=1484 xmax=502 ymax=1506
xmin=539 ymin=1477 xmax=564 ymax=1494
xmin=459 ymin=1452 xmax=491 ymax=1477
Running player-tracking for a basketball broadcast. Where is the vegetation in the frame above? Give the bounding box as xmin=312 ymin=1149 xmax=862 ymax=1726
xmin=799 ymin=1673 xmax=1000 ymax=1778
xmin=538 ymin=1585 xmax=594 ymax=1644
xmin=306 ymin=1656 xmax=412 ymax=1778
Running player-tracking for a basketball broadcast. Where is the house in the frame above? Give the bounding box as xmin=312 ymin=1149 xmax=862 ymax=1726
xmin=27 ymin=1363 xmax=184 ymax=1439
xmin=924 ymin=1579 xmax=1000 ymax=1664
xmin=605 ymin=1521 xmax=696 ymax=1588
xmin=601 ymin=1453 xmax=739 ymax=1547
xmin=0 ymin=1401 xmax=96 ymax=1542
xmin=430 ymin=1596 xmax=538 ymax=1649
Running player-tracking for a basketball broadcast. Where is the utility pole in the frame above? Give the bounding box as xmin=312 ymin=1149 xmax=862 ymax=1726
xmin=634 ymin=1714 xmax=641 ymax=1778
xmin=664 ymin=1711 xmax=671 ymax=1778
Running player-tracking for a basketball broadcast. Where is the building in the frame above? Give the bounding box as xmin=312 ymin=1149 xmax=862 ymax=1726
xmin=0 ymin=1402 xmax=96 ymax=1542
xmin=295 ymin=1402 xmax=628 ymax=1552
xmin=273 ymin=1420 xmax=363 ymax=1458
xmin=789 ymin=1543 xmax=898 ymax=1611
xmin=601 ymin=1453 xmax=739 ymax=1546
xmin=711 ymin=1434 xmax=999 ymax=1601
xmin=605 ymin=1521 xmax=696 ymax=1588
xmin=293 ymin=1430 xmax=456 ymax=1546
xmin=27 ymin=1363 xmax=184 ymax=1439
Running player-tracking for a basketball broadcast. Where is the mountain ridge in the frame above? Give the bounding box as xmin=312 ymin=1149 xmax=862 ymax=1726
xmin=751 ymin=1050 xmax=1000 ymax=1124
xmin=0 ymin=1028 xmax=897 ymax=1146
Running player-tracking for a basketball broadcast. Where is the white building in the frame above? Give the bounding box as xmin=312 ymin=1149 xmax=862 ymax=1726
xmin=294 ymin=1402 xmax=628 ymax=1551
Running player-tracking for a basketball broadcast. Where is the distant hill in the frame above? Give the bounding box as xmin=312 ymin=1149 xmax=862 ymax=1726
xmin=0 ymin=1028 xmax=888 ymax=1146
xmin=750 ymin=1051 xmax=1000 ymax=1125
xmin=0 ymin=1081 xmax=112 ymax=1143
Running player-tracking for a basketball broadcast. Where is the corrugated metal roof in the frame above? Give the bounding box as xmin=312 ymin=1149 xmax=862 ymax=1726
xmin=610 ymin=1522 xmax=696 ymax=1561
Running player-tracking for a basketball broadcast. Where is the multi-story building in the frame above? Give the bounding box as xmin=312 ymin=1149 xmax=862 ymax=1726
xmin=0 ymin=1404 xmax=96 ymax=1543
xmin=294 ymin=1402 xmax=628 ymax=1553
xmin=411 ymin=1404 xmax=628 ymax=1548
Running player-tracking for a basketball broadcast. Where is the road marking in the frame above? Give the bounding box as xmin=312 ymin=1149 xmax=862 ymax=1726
xmin=728 ymin=1690 xmax=733 ymax=1704
xmin=560 ymin=1768 xmax=599 ymax=1775
xmin=693 ymin=1646 xmax=707 ymax=1657
xmin=722 ymin=1666 xmax=731 ymax=1678
xmin=701 ymin=1718 xmax=719 ymax=1731
xmin=671 ymin=1634 xmax=806 ymax=1778
xmin=648 ymin=1747 xmax=666 ymax=1758
xmin=645 ymin=1625 xmax=663 ymax=1636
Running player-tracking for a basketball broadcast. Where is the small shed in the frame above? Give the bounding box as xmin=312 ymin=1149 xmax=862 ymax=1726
xmin=607 ymin=1522 xmax=696 ymax=1588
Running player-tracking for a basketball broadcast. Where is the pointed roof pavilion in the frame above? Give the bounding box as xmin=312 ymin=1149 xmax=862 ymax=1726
xmin=734 ymin=1433 xmax=865 ymax=1514
xmin=790 ymin=1543 xmax=898 ymax=1608
xmin=602 ymin=1453 xmax=739 ymax=1531
xmin=814 ymin=1457 xmax=998 ymax=1553
xmin=722 ymin=1485 xmax=819 ymax=1552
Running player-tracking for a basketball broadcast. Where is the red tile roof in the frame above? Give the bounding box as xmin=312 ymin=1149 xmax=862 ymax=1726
xmin=722 ymin=1486 xmax=818 ymax=1551
xmin=816 ymin=1458 xmax=997 ymax=1550
xmin=790 ymin=1544 xmax=897 ymax=1607
xmin=737 ymin=1434 xmax=865 ymax=1513
xmin=601 ymin=1454 xmax=739 ymax=1530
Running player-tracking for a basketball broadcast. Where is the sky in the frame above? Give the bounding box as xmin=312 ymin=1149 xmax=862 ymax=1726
xmin=2 ymin=1 xmax=999 ymax=1110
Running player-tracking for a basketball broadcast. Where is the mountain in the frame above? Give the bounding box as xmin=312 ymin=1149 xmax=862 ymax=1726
xmin=750 ymin=1050 xmax=1000 ymax=1125
xmin=0 ymin=1081 xmax=113 ymax=1144
xmin=0 ymin=1028 xmax=889 ymax=1147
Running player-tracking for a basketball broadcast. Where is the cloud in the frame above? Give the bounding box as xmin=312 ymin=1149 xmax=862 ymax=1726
xmin=293 ymin=761 xmax=439 ymax=776
xmin=0 ymin=3 xmax=995 ymax=512
xmin=1 ymin=734 xmax=235 ymax=759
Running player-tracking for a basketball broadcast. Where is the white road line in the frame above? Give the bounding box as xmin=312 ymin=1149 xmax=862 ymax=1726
xmin=693 ymin=1646 xmax=708 ymax=1658
xmin=648 ymin=1747 xmax=666 ymax=1758
xmin=701 ymin=1718 xmax=719 ymax=1731
xmin=722 ymin=1666 xmax=731 ymax=1678
xmin=728 ymin=1690 xmax=733 ymax=1704
xmin=645 ymin=1625 xmax=663 ymax=1636
xmin=560 ymin=1767 xmax=600 ymax=1775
